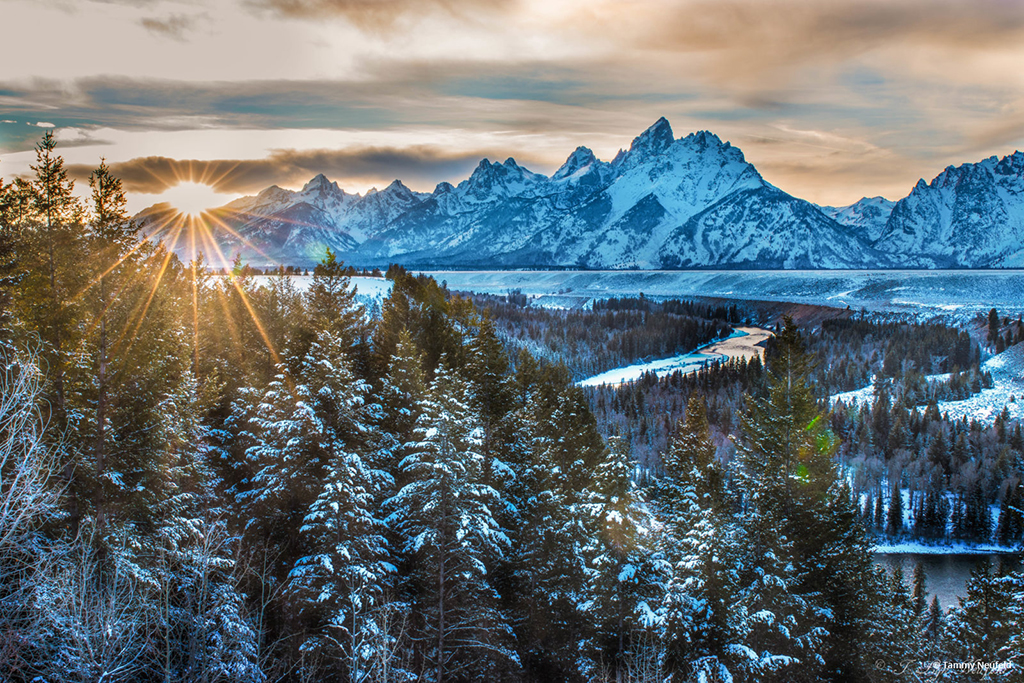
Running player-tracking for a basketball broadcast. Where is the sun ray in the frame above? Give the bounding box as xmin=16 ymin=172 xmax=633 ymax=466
xmin=194 ymin=219 xmax=287 ymax=373
xmin=69 ymin=212 xmax=173 ymax=304
xmin=201 ymin=211 xmax=279 ymax=266
xmin=85 ymin=211 xmax=187 ymax=344
xmin=190 ymin=217 xmax=200 ymax=375
xmin=111 ymin=217 xmax=186 ymax=361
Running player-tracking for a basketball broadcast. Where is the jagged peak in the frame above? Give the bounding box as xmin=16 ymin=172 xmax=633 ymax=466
xmin=628 ymin=117 xmax=675 ymax=157
xmin=553 ymin=146 xmax=598 ymax=180
xmin=433 ymin=181 xmax=455 ymax=195
xmin=301 ymin=173 xmax=341 ymax=194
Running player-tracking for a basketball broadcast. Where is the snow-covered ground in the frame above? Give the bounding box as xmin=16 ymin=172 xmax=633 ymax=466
xmin=832 ymin=344 xmax=1024 ymax=425
xmin=872 ymin=540 xmax=1020 ymax=555
xmin=425 ymin=269 xmax=1024 ymax=318
xmin=578 ymin=327 xmax=770 ymax=387
xmin=579 ymin=351 xmax=725 ymax=387
xmin=861 ymin=488 xmax=1019 ymax=554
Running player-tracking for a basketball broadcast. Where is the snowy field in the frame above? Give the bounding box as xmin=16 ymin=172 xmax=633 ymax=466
xmin=832 ymin=344 xmax=1024 ymax=425
xmin=424 ymin=269 xmax=1024 ymax=319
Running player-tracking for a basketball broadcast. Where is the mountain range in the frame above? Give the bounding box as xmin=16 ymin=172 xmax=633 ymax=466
xmin=135 ymin=118 xmax=1024 ymax=269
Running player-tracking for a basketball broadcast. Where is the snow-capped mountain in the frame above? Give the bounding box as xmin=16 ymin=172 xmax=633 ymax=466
xmin=822 ymin=197 xmax=896 ymax=244
xmin=136 ymin=173 xmax=427 ymax=264
xmin=874 ymin=152 xmax=1024 ymax=267
xmin=135 ymin=119 xmax=1024 ymax=269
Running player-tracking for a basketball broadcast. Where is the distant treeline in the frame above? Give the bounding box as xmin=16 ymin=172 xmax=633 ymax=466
xmin=465 ymin=291 xmax=736 ymax=380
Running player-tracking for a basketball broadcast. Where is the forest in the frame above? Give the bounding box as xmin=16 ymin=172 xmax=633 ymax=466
xmin=0 ymin=132 xmax=1021 ymax=682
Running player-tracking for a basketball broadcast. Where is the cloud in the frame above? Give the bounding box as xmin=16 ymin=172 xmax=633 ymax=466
xmin=249 ymin=0 xmax=514 ymax=28
xmin=63 ymin=145 xmax=548 ymax=196
xmin=620 ymin=0 xmax=1024 ymax=88
xmin=31 ymin=122 xmax=55 ymax=128
xmin=139 ymin=14 xmax=199 ymax=41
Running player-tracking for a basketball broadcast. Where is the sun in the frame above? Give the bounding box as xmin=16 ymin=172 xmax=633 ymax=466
xmin=159 ymin=181 xmax=231 ymax=216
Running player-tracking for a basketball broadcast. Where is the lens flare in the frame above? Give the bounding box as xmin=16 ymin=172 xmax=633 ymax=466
xmin=157 ymin=181 xmax=231 ymax=217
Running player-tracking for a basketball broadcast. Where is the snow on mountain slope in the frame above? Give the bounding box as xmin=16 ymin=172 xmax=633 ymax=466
xmin=134 ymin=120 xmax=1024 ymax=270
xmin=874 ymin=151 xmax=1024 ymax=267
xmin=658 ymin=185 xmax=886 ymax=269
xmin=822 ymin=196 xmax=896 ymax=243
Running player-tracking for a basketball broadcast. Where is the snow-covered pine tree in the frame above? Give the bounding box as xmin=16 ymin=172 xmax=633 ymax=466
xmin=284 ymin=333 xmax=393 ymax=680
xmin=586 ymin=436 xmax=664 ymax=683
xmin=861 ymin=566 xmax=923 ymax=683
xmin=735 ymin=317 xmax=877 ymax=682
xmin=943 ymin=561 xmax=1022 ymax=678
xmin=659 ymin=395 xmax=737 ymax=682
xmin=386 ymin=363 xmax=518 ymax=682
xmin=509 ymin=387 xmax=594 ymax=682
xmin=911 ymin=562 xmax=928 ymax=621
xmin=923 ymin=595 xmax=945 ymax=653
xmin=303 ymin=248 xmax=366 ymax=359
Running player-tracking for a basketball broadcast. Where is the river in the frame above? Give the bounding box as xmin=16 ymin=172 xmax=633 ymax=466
xmin=874 ymin=553 xmax=1022 ymax=611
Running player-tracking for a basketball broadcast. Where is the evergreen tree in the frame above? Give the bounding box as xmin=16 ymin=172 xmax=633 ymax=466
xmin=944 ymin=561 xmax=1022 ymax=677
xmin=386 ymin=364 xmax=518 ymax=682
xmin=911 ymin=562 xmax=928 ymax=620
xmin=18 ymin=131 xmax=85 ymax=425
xmin=736 ymin=318 xmax=877 ymax=681
xmin=508 ymin=374 xmax=602 ymax=682
xmin=862 ymin=567 xmax=923 ymax=683
xmin=660 ymin=396 xmax=737 ymax=682
xmin=924 ymin=595 xmax=944 ymax=648
xmin=284 ymin=335 xmax=392 ymax=679
xmin=586 ymin=436 xmax=663 ymax=682
xmin=996 ymin=480 xmax=1024 ymax=546
xmin=303 ymin=248 xmax=366 ymax=362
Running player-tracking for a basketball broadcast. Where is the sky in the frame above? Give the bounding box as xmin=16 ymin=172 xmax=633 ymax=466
xmin=3 ymin=0 xmax=1024 ymax=213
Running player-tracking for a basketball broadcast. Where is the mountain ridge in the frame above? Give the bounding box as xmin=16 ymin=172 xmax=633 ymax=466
xmin=135 ymin=120 xmax=1024 ymax=270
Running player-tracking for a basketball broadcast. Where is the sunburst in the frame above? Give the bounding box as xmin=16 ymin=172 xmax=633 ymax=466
xmin=158 ymin=181 xmax=231 ymax=217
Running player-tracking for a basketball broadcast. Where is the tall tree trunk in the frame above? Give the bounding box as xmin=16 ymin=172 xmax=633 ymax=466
xmin=437 ymin=488 xmax=447 ymax=683
xmin=95 ymin=274 xmax=107 ymax=530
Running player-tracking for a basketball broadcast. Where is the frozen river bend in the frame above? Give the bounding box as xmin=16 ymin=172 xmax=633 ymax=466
xmin=426 ymin=269 xmax=1024 ymax=317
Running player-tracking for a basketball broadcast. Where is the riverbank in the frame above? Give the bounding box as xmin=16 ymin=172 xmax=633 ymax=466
xmin=579 ymin=326 xmax=771 ymax=387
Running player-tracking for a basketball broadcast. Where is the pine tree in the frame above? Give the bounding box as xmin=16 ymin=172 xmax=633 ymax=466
xmin=508 ymin=374 xmax=602 ymax=682
xmin=911 ymin=562 xmax=928 ymax=620
xmin=944 ymin=561 xmax=1021 ymax=673
xmin=863 ymin=567 xmax=923 ymax=682
xmin=886 ymin=482 xmax=904 ymax=536
xmin=284 ymin=335 xmax=392 ymax=679
xmin=996 ymin=480 xmax=1024 ymax=546
xmin=923 ymin=596 xmax=944 ymax=648
xmin=303 ymin=248 xmax=366 ymax=361
xmin=735 ymin=317 xmax=877 ymax=681
xmin=510 ymin=396 xmax=591 ymax=682
xmin=85 ymin=159 xmax=137 ymax=530
xmin=660 ymin=396 xmax=737 ymax=682
xmin=586 ymin=436 xmax=663 ymax=683
xmin=386 ymin=364 xmax=517 ymax=682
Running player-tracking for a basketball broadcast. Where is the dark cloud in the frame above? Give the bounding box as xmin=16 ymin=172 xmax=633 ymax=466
xmin=64 ymin=145 xmax=549 ymax=195
xmin=140 ymin=14 xmax=200 ymax=41
xmin=249 ymin=0 xmax=515 ymax=28
xmin=0 ymin=66 xmax=664 ymax=147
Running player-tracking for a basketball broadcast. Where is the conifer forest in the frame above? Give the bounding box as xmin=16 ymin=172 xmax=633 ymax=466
xmin=1 ymin=133 xmax=1023 ymax=683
